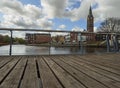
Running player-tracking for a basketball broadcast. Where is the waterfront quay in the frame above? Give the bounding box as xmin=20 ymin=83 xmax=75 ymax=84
xmin=0 ymin=53 xmax=120 ymax=88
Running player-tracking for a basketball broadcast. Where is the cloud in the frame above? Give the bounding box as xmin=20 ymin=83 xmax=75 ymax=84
xmin=1 ymin=14 xmax=43 ymax=29
xmin=72 ymin=26 xmax=84 ymax=31
xmin=67 ymin=0 xmax=96 ymax=21
xmin=41 ymin=0 xmax=120 ymax=22
xmin=0 ymin=0 xmax=23 ymax=14
xmin=40 ymin=0 xmax=95 ymax=21
xmin=0 ymin=0 xmax=42 ymax=19
xmin=93 ymin=0 xmax=120 ymax=21
xmin=67 ymin=0 xmax=120 ymax=21
xmin=41 ymin=0 xmax=68 ymax=18
xmin=36 ymin=18 xmax=53 ymax=29
xmin=1 ymin=0 xmax=120 ymax=31
xmin=0 ymin=0 xmax=53 ymax=29
xmin=59 ymin=25 xmax=66 ymax=29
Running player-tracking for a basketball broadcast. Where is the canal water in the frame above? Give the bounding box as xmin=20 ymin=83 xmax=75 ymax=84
xmin=0 ymin=45 xmax=107 ymax=55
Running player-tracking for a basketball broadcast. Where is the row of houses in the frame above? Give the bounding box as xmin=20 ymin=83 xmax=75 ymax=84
xmin=25 ymin=32 xmax=107 ymax=44
xmin=25 ymin=32 xmax=84 ymax=44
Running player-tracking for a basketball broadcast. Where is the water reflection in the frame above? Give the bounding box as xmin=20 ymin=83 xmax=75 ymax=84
xmin=0 ymin=45 xmax=107 ymax=55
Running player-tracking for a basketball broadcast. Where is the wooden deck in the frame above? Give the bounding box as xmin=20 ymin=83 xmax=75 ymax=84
xmin=0 ymin=53 xmax=120 ymax=88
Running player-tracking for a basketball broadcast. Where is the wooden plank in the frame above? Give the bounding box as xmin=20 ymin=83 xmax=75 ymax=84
xmin=20 ymin=56 xmax=40 ymax=88
xmin=69 ymin=55 xmax=120 ymax=82
xmin=59 ymin=55 xmax=120 ymax=88
xmin=43 ymin=56 xmax=86 ymax=88
xmin=51 ymin=56 xmax=108 ymax=88
xmin=81 ymin=54 xmax=120 ymax=70
xmin=101 ymin=53 xmax=120 ymax=62
xmin=0 ymin=57 xmax=19 ymax=84
xmin=94 ymin=54 xmax=120 ymax=65
xmin=37 ymin=56 xmax=63 ymax=88
xmin=0 ymin=57 xmax=13 ymax=69
xmin=0 ymin=57 xmax=5 ymax=60
xmin=76 ymin=55 xmax=120 ymax=75
xmin=0 ymin=56 xmax=27 ymax=88
xmin=79 ymin=54 xmax=120 ymax=73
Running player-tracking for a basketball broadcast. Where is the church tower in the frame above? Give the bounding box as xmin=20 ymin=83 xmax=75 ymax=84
xmin=87 ymin=6 xmax=94 ymax=40
xmin=87 ymin=6 xmax=94 ymax=32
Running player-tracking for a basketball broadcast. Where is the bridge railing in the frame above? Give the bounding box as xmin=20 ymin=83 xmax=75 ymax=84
xmin=0 ymin=28 xmax=120 ymax=56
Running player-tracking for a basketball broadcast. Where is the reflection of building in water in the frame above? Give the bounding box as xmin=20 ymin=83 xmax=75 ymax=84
xmin=25 ymin=33 xmax=51 ymax=44
xmin=70 ymin=46 xmax=80 ymax=52
xmin=85 ymin=47 xmax=95 ymax=53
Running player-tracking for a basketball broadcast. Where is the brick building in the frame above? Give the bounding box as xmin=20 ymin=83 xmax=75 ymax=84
xmin=25 ymin=33 xmax=51 ymax=44
xmin=70 ymin=32 xmax=78 ymax=43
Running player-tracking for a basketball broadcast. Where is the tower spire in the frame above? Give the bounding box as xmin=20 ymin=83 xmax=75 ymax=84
xmin=89 ymin=6 xmax=93 ymax=17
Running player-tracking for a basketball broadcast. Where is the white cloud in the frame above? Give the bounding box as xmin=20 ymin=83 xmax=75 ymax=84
xmin=59 ymin=25 xmax=66 ymax=29
xmin=0 ymin=0 xmax=23 ymax=14
xmin=0 ymin=0 xmax=120 ymax=32
xmin=41 ymin=0 xmax=68 ymax=18
xmin=41 ymin=0 xmax=120 ymax=22
xmin=67 ymin=0 xmax=120 ymax=21
xmin=72 ymin=26 xmax=84 ymax=31
xmin=36 ymin=18 xmax=53 ymax=29
xmin=40 ymin=0 xmax=96 ymax=21
xmin=68 ymin=0 xmax=95 ymax=21
xmin=93 ymin=0 xmax=120 ymax=21
xmin=24 ymin=4 xmax=42 ymax=19
xmin=0 ymin=0 xmax=53 ymax=29
xmin=0 ymin=0 xmax=42 ymax=19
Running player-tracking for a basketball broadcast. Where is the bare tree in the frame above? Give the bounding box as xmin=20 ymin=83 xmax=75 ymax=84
xmin=98 ymin=17 xmax=120 ymax=32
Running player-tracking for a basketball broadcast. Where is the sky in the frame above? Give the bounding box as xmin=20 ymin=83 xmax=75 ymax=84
xmin=0 ymin=0 xmax=120 ymax=37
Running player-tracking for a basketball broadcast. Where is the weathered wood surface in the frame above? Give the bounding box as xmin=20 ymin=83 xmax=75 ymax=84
xmin=0 ymin=53 xmax=120 ymax=88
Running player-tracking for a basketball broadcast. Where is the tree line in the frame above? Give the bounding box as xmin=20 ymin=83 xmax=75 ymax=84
xmin=0 ymin=35 xmax=26 ymax=45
